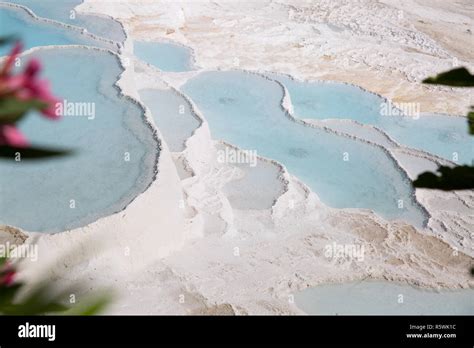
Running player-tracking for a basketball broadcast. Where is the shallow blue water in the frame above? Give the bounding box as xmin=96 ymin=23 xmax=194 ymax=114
xmin=134 ymin=41 xmax=194 ymax=72
xmin=139 ymin=89 xmax=200 ymax=152
xmin=182 ymin=71 xmax=427 ymax=226
xmin=276 ymin=76 xmax=473 ymax=164
xmin=0 ymin=48 xmax=157 ymax=232
xmin=5 ymin=0 xmax=125 ymax=42
xmin=295 ymin=281 xmax=474 ymax=315
xmin=382 ymin=114 xmax=473 ymax=164
xmin=0 ymin=5 xmax=114 ymax=56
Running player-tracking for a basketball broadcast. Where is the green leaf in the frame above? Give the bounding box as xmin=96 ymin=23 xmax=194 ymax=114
xmin=0 ymin=145 xmax=73 ymax=159
xmin=413 ymin=165 xmax=474 ymax=191
xmin=0 ymin=256 xmax=8 ymax=268
xmin=422 ymin=67 xmax=474 ymax=87
xmin=0 ymin=282 xmax=70 ymax=315
xmin=0 ymin=98 xmax=49 ymax=124
xmin=0 ymin=257 xmax=110 ymax=316
xmin=0 ymin=283 xmax=23 ymax=308
xmin=0 ymin=35 xmax=17 ymax=46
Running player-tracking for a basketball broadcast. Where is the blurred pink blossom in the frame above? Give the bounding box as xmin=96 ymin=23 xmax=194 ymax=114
xmin=0 ymin=41 xmax=61 ymax=129
xmin=0 ymin=261 xmax=16 ymax=287
xmin=0 ymin=124 xmax=29 ymax=147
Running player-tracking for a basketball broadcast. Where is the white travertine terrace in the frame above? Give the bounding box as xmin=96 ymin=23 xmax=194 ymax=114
xmin=4 ymin=0 xmax=473 ymax=314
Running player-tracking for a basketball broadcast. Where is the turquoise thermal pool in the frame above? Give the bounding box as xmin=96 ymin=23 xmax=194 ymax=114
xmin=0 ymin=4 xmax=116 ymax=55
xmin=139 ymin=88 xmax=200 ymax=152
xmin=0 ymin=48 xmax=157 ymax=232
xmin=5 ymin=0 xmax=125 ymax=42
xmin=181 ymin=71 xmax=428 ymax=227
xmin=295 ymin=281 xmax=474 ymax=315
xmin=276 ymin=75 xmax=473 ymax=165
xmin=134 ymin=41 xmax=195 ymax=72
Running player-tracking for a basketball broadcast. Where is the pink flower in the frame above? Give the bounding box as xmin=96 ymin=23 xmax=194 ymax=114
xmin=0 ymin=41 xmax=22 ymax=77
xmin=0 ymin=124 xmax=29 ymax=147
xmin=0 ymin=261 xmax=16 ymax=287
xmin=11 ymin=60 xmax=61 ymax=119
xmin=25 ymin=58 xmax=41 ymax=77
xmin=24 ymin=77 xmax=60 ymax=119
xmin=2 ymin=270 xmax=16 ymax=286
xmin=0 ymin=42 xmax=61 ymax=120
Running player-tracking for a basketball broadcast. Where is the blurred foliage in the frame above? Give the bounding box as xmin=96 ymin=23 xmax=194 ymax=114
xmin=0 ymin=145 xmax=73 ymax=159
xmin=413 ymin=165 xmax=474 ymax=190
xmin=0 ymin=98 xmax=48 ymax=124
xmin=413 ymin=67 xmax=474 ymax=191
xmin=423 ymin=67 xmax=474 ymax=87
xmin=0 ymin=257 xmax=110 ymax=315
xmin=0 ymin=35 xmax=17 ymax=46
xmin=0 ymin=37 xmax=72 ymax=160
